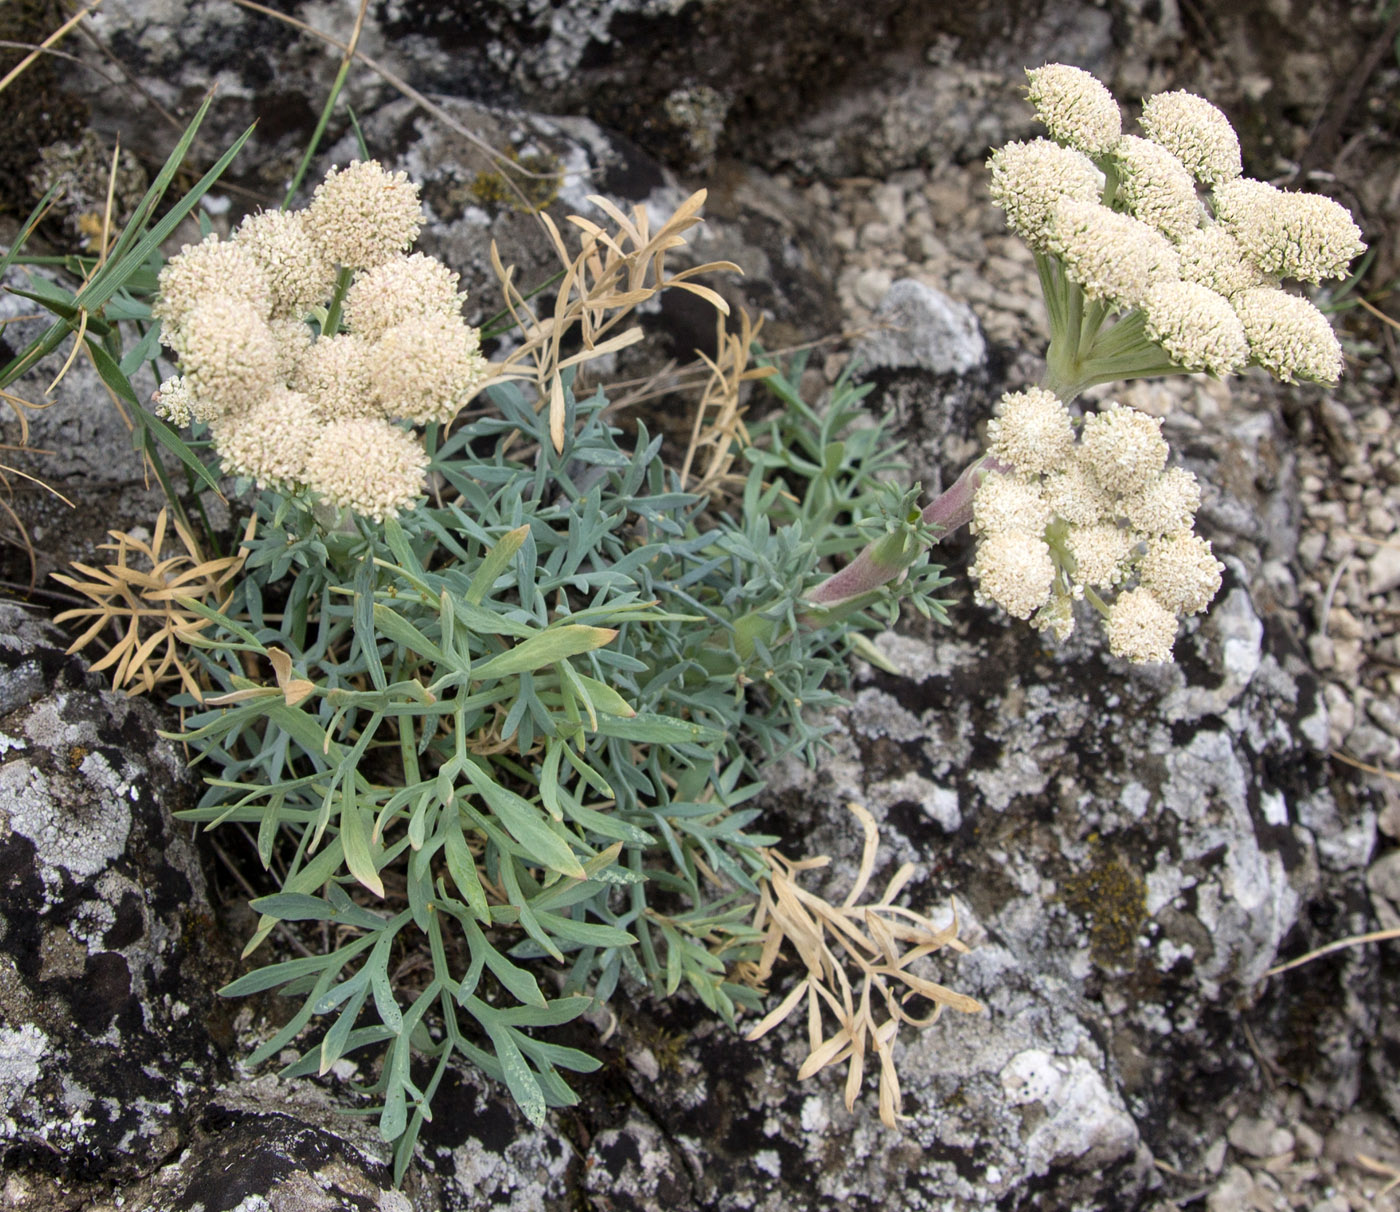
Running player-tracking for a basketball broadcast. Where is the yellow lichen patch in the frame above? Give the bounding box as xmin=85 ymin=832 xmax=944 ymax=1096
xmin=469 ymin=150 xmax=562 ymax=214
xmin=1061 ymin=853 xmax=1147 ymax=969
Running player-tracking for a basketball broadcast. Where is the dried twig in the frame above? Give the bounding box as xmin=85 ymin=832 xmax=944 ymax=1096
xmin=0 ymin=1 xmax=102 ymax=96
xmin=679 ymin=308 xmax=776 ymax=497
xmin=486 ymin=190 xmax=741 ymax=452
xmin=1353 ymin=1151 xmax=1400 ymax=1199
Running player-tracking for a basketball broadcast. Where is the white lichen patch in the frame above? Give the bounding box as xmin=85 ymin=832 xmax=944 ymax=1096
xmin=0 ymin=761 xmax=131 ymax=884
xmin=1000 ymin=1049 xmax=1138 ymax=1170
xmin=0 ymin=1023 xmax=49 ymax=1107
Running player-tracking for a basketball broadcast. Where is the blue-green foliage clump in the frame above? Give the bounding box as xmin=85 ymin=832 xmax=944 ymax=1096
xmin=172 ymin=354 xmax=948 ymax=1179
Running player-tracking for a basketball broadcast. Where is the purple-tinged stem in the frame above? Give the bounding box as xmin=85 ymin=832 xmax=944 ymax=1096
xmin=805 ymin=456 xmax=1004 ymax=610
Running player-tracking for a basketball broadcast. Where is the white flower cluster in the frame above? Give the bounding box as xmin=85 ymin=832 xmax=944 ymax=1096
xmin=153 ymin=161 xmax=490 ymax=520
xmin=988 ymin=64 xmax=1365 ymax=384
xmin=970 ymin=388 xmax=1224 ymax=664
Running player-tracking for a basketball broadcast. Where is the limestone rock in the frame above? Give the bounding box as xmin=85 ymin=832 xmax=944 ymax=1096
xmin=0 ymin=603 xmax=227 ymax=1187
xmin=855 ymin=279 xmax=987 ymax=378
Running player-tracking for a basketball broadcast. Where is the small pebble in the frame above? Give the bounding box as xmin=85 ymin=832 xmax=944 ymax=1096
xmin=1228 ymin=1114 xmax=1294 ymax=1159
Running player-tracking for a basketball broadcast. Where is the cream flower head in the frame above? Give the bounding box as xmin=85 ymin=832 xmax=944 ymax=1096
xmin=972 ymin=474 xmax=1053 ymax=537
xmin=1177 ymin=225 xmax=1274 ymax=298
xmin=987 ymin=138 xmax=1104 ymax=252
xmin=154 ymin=235 xmax=271 ymax=334
xmin=233 ymin=209 xmax=338 ymax=319
xmin=1138 ymin=90 xmax=1242 ymax=187
xmin=302 ymin=418 xmax=429 ymax=521
xmin=986 ymin=387 xmax=1075 ymax=477
xmin=154 ymin=376 xmax=200 ymax=428
xmin=295 ymin=334 xmax=376 ymax=421
xmin=1122 ymin=466 xmax=1201 ymax=537
xmin=305 ymin=160 xmax=423 ymax=270
xmin=970 ymin=530 xmax=1056 ymax=619
xmin=1139 ymin=532 xmax=1223 ymax=615
xmin=176 ymin=296 xmax=279 ymax=417
xmin=211 ymin=386 xmax=320 ymax=490
xmin=1043 ymin=457 xmax=1114 ymax=527
xmin=1066 ymin=523 xmax=1134 ymax=589
xmin=1079 ymin=404 xmax=1169 ymax=496
xmin=1111 ymin=135 xmax=1201 ymax=242
xmin=1214 ymin=179 xmax=1365 ymax=284
xmin=1033 ymin=591 xmax=1076 ymax=642
xmin=1105 ymin=586 xmax=1179 ymax=663
xmin=1025 ymin=63 xmax=1122 ymax=155
xmin=344 ymin=253 xmax=466 ymax=341
xmin=1232 ymin=286 xmax=1344 ymax=384
xmin=1046 ymin=198 xmax=1180 ymax=310
xmin=368 ymin=313 xmax=490 ymax=425
xmin=1143 ymin=280 xmax=1250 ymax=377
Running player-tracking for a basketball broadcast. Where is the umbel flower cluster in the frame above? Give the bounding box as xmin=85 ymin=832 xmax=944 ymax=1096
xmin=154 ymin=160 xmax=489 ymax=520
xmin=936 ymin=65 xmax=1365 ymax=662
xmin=990 ymin=63 xmax=1365 ymax=397
xmin=969 ymin=388 xmax=1223 ymax=663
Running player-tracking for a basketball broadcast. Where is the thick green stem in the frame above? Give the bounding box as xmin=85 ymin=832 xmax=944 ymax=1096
xmin=321 ymin=266 xmax=354 ymax=337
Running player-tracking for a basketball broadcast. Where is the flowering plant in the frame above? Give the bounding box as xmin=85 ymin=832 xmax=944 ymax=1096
xmin=810 ymin=63 xmax=1364 ymax=664
xmin=0 ymin=62 xmax=1364 ymax=1176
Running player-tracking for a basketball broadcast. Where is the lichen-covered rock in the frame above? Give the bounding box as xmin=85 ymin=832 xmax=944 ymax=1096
xmin=73 ymin=1 xmax=1061 ymax=178
xmin=855 ymin=279 xmax=987 ymax=378
xmin=0 ymin=603 xmax=227 ymax=1186
xmin=128 ymin=1098 xmax=414 ymax=1212
xmin=339 ymin=95 xmax=844 ymax=355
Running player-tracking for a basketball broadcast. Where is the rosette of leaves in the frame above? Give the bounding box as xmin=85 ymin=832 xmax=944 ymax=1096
xmin=173 ymin=355 xmax=947 ymax=1181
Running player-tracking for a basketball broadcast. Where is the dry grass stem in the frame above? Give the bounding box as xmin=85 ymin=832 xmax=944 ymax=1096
xmin=1 ymin=390 xmax=66 ymax=588
xmin=1329 ymin=748 xmax=1400 ymax=784
xmin=679 ymin=308 xmax=775 ymax=496
xmin=486 ymin=190 xmax=741 ymax=451
xmin=743 ymin=801 xmax=983 ymax=1127
xmin=0 ymin=1 xmax=103 ymax=96
xmin=1354 ymin=1152 xmax=1400 ymax=1198
xmin=52 ymin=509 xmax=254 ymax=699
xmin=1357 ymin=295 xmax=1400 ymax=333
xmin=1265 ymin=925 xmax=1400 ymax=976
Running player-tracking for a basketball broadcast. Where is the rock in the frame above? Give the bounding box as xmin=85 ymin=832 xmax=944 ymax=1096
xmin=117 ymin=1098 xmax=413 ymax=1212
xmin=1295 ymin=1121 xmax=1324 ymax=1159
xmin=1000 ymin=1049 xmax=1138 ymax=1169
xmin=1367 ymin=545 xmax=1400 ymax=596
xmin=1227 ymin=1114 xmax=1294 ymax=1159
xmin=854 ymin=279 xmax=987 ymax=376
xmin=1206 ymin=1165 xmax=1256 ymax=1212
xmin=1365 ymin=850 xmax=1400 ymax=928
xmin=582 ymin=1111 xmax=696 ymax=1210
xmin=0 ymin=603 xmax=227 ymax=1188
xmin=0 ymin=278 xmax=201 ymax=586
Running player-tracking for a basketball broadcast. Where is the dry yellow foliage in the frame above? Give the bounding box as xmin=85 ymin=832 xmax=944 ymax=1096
xmin=679 ymin=307 xmax=776 ymax=497
xmin=487 ymin=190 xmax=743 ymax=453
xmin=52 ymin=509 xmax=253 ymax=700
xmin=743 ymin=801 xmax=983 ymax=1127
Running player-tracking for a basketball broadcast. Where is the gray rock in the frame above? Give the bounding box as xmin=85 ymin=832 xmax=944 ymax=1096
xmin=855 ymin=279 xmax=987 ymax=377
xmin=1366 ymin=850 xmax=1400 ymax=929
xmin=0 ymin=603 xmax=226 ymax=1186
xmin=1227 ymin=1114 xmax=1293 ymax=1159
xmin=72 ymin=1 xmax=1102 ymax=180
xmin=1367 ymin=544 xmax=1400 ymax=596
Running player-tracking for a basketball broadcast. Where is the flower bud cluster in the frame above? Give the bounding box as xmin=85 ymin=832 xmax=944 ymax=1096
xmin=987 ymin=64 xmax=1364 ymax=385
xmin=153 ymin=161 xmax=489 ymax=520
xmin=969 ymin=388 xmax=1223 ymax=664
